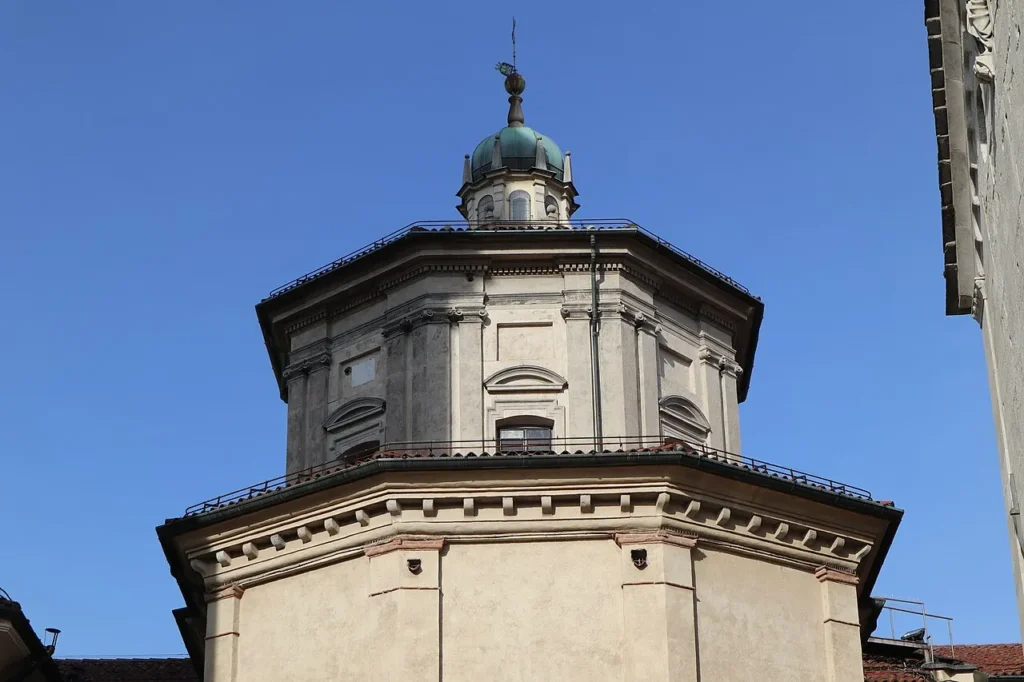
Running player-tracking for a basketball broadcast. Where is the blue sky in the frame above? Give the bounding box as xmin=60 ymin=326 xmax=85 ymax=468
xmin=0 ymin=0 xmax=1011 ymax=655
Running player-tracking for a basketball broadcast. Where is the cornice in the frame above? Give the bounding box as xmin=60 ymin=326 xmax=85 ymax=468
xmin=180 ymin=479 xmax=874 ymax=595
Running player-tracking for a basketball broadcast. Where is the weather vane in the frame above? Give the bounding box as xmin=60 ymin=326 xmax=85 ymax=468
xmin=495 ymin=17 xmax=517 ymax=76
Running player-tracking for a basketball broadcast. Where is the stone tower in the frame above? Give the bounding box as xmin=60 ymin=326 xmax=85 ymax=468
xmin=256 ymin=69 xmax=761 ymax=475
xmin=161 ymin=67 xmax=902 ymax=682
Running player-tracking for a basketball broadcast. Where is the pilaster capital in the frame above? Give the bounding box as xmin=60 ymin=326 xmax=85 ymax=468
xmin=614 ymin=530 xmax=698 ymax=549
xmin=283 ymin=353 xmax=332 ymax=379
xmin=305 ymin=353 xmax=332 ymax=373
xmin=447 ymin=307 xmax=488 ymax=324
xmin=363 ymin=535 xmax=446 ymax=558
xmin=814 ymin=564 xmax=859 ymax=586
xmin=698 ymin=347 xmax=742 ymax=377
xmin=205 ymin=582 xmax=245 ymax=603
xmin=560 ymin=305 xmax=591 ymax=321
xmin=721 ymin=360 xmax=744 ymax=378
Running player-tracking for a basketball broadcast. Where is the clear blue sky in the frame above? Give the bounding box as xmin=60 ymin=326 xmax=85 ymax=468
xmin=0 ymin=0 xmax=1011 ymax=656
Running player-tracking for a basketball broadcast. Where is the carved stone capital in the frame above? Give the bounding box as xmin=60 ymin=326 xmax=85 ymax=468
xmin=972 ymin=276 xmax=986 ymax=324
xmin=614 ymin=530 xmax=698 ymax=549
xmin=560 ymin=306 xmax=590 ymax=321
xmin=814 ymin=564 xmax=859 ymax=586
xmin=698 ymin=347 xmax=720 ymax=364
xmin=282 ymin=364 xmax=307 ymax=382
xmin=363 ymin=535 xmax=446 ymax=558
xmin=447 ymin=308 xmax=464 ymax=323
xmin=205 ymin=583 xmax=245 ymax=603
xmin=721 ymin=360 xmax=744 ymax=378
xmin=305 ymin=353 xmax=332 ymax=373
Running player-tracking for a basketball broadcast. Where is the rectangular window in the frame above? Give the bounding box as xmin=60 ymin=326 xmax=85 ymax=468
xmin=498 ymin=426 xmax=552 ymax=452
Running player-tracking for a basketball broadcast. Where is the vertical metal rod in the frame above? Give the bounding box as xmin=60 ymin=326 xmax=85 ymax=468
xmin=590 ymin=234 xmax=603 ymax=450
xmin=889 ymin=607 xmax=895 ymax=639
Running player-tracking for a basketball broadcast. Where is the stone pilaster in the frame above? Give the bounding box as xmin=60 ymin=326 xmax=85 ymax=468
xmin=720 ymin=360 xmax=743 ymax=455
xmin=596 ymin=310 xmax=633 ymax=439
xmin=815 ymin=566 xmax=863 ymax=682
xmin=365 ymin=537 xmax=444 ymax=680
xmin=616 ymin=531 xmax=700 ymax=682
xmin=203 ymin=584 xmax=243 ymax=682
xmin=632 ymin=312 xmax=661 ymax=438
xmin=452 ymin=308 xmax=486 ymax=442
xmin=304 ymin=354 xmax=331 ymax=470
xmin=283 ymin=367 xmax=307 ymax=475
xmin=697 ymin=348 xmax=726 ymax=451
xmin=561 ymin=306 xmax=595 ymax=439
xmin=383 ymin=324 xmax=410 ymax=443
xmin=410 ymin=312 xmax=451 ymax=443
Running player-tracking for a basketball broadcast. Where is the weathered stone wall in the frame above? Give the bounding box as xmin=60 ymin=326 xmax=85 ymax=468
xmin=972 ymin=0 xmax=1024 ymax=639
xmin=280 ymin=266 xmax=744 ymax=473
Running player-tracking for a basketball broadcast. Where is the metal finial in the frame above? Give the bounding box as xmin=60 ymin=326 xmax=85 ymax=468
xmin=494 ymin=18 xmax=525 ymax=127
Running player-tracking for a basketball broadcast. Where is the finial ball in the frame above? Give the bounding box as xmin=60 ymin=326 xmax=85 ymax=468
xmin=504 ymin=73 xmax=526 ymax=96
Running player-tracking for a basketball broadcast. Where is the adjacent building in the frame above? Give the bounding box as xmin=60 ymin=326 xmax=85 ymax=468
xmin=924 ymin=0 xmax=1024 ymax=637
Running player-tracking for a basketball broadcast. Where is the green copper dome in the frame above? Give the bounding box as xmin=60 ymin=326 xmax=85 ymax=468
xmin=470 ymin=126 xmax=564 ymax=182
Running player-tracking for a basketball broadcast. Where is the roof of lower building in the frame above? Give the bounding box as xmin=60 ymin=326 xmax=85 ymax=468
xmin=44 ymin=645 xmax=1024 ymax=681
xmin=933 ymin=644 xmax=1024 ymax=676
xmin=863 ymin=641 xmax=1024 ymax=680
xmin=56 ymin=658 xmax=197 ymax=682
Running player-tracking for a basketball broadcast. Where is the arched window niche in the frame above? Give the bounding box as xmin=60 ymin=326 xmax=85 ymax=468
xmin=659 ymin=395 xmax=711 ymax=445
xmin=544 ymin=194 xmax=559 ymax=220
xmin=477 ymin=195 xmax=495 ymax=223
xmin=323 ymin=397 xmax=386 ymax=459
xmin=508 ymin=190 xmax=531 ymax=221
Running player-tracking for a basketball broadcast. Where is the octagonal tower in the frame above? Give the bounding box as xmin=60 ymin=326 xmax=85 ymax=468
xmin=256 ymin=71 xmax=762 ymax=475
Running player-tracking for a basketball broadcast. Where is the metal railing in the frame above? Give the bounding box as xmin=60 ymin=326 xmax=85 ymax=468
xmin=182 ymin=436 xmax=871 ymax=516
xmin=264 ymin=219 xmax=752 ymax=300
xmin=874 ymin=597 xmax=955 ymax=659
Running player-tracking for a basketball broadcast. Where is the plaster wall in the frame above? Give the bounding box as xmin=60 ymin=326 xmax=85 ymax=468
xmin=441 ymin=540 xmax=625 ymax=681
xmin=234 ymin=560 xmax=380 ymax=681
xmin=205 ymin=539 xmax=859 ymax=682
xmin=696 ymin=550 xmax=828 ymax=680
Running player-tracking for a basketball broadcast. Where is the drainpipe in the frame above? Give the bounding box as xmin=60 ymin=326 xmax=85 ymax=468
xmin=590 ymin=234 xmax=603 ymax=449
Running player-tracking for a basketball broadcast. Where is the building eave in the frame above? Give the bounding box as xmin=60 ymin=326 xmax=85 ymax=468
xmin=0 ymin=599 xmax=63 ymax=682
xmin=925 ymin=0 xmax=975 ymax=315
xmin=256 ymin=223 xmax=762 ymax=403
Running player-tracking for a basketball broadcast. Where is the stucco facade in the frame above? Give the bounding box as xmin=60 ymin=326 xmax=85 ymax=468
xmin=925 ymin=0 xmax=1024 ymax=637
xmin=163 ymin=461 xmax=898 ymax=682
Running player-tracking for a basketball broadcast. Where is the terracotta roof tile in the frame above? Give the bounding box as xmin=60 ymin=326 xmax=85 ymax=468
xmin=933 ymin=643 xmax=1024 ymax=675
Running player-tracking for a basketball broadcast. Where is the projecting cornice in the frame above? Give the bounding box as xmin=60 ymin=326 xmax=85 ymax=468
xmin=256 ymin=227 xmax=763 ymax=401
xmin=169 ymin=470 xmax=882 ymax=600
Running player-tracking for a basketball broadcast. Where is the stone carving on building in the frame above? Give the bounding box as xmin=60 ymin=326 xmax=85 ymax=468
xmin=966 ymin=0 xmax=994 ymax=81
